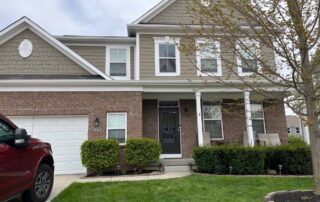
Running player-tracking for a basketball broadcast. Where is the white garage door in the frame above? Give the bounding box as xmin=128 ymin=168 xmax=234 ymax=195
xmin=10 ymin=116 xmax=88 ymax=175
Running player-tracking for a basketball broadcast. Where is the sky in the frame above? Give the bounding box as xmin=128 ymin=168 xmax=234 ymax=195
xmin=0 ymin=0 xmax=161 ymax=36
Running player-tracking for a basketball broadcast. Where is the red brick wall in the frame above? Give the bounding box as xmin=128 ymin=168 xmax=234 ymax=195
xmin=142 ymin=100 xmax=158 ymax=139
xmin=221 ymin=100 xmax=246 ymax=144
xmin=0 ymin=92 xmax=143 ymax=140
xmin=142 ymin=98 xmax=288 ymax=158
xmin=264 ymin=100 xmax=288 ymax=143
xmin=180 ymin=100 xmax=198 ymax=158
xmin=221 ymin=99 xmax=288 ymax=144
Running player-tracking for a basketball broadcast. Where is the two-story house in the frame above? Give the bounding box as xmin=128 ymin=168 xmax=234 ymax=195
xmin=0 ymin=0 xmax=287 ymax=174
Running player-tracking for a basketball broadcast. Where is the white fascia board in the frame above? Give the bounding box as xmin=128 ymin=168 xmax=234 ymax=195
xmin=0 ymin=79 xmax=285 ymax=86
xmin=0 ymin=80 xmax=286 ymax=93
xmin=0 ymin=17 xmax=111 ymax=80
xmin=132 ymin=0 xmax=176 ymax=24
xmin=0 ymin=86 xmax=143 ymax=92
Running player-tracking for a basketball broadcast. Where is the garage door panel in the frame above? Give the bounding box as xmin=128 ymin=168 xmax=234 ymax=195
xmin=54 ymin=147 xmax=71 ymax=156
xmin=9 ymin=115 xmax=88 ymax=175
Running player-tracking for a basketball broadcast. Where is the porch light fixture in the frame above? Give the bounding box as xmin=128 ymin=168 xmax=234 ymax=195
xmin=94 ymin=117 xmax=100 ymax=128
xmin=184 ymin=108 xmax=189 ymax=115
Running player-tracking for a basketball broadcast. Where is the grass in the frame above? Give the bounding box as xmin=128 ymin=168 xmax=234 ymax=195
xmin=52 ymin=175 xmax=314 ymax=202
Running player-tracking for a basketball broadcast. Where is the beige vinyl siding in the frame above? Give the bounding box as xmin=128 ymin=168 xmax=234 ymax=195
xmin=139 ymin=34 xmax=276 ymax=81
xmin=68 ymin=45 xmax=135 ymax=79
xmin=0 ymin=29 xmax=90 ymax=75
xmin=68 ymin=46 xmax=106 ymax=73
xmin=140 ymin=34 xmax=196 ymax=80
xmin=146 ymin=0 xmax=255 ymax=26
xmin=147 ymin=0 xmax=195 ymax=24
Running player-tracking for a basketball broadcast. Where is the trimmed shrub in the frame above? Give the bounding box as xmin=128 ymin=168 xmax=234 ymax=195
xmin=81 ymin=139 xmax=119 ymax=174
xmin=193 ymin=145 xmax=265 ymax=174
xmin=125 ymin=138 xmax=161 ymax=171
xmin=264 ymin=145 xmax=312 ymax=175
xmin=193 ymin=145 xmax=312 ymax=175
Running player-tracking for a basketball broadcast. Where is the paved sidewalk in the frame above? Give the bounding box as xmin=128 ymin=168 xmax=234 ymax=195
xmin=76 ymin=172 xmax=191 ymax=183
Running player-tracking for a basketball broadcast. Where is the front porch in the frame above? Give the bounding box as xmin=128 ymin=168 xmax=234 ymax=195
xmin=142 ymin=91 xmax=288 ymax=159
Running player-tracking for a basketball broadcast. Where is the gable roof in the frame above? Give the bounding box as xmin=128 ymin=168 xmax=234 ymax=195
xmin=132 ymin=0 xmax=176 ymax=24
xmin=0 ymin=17 xmax=110 ymax=80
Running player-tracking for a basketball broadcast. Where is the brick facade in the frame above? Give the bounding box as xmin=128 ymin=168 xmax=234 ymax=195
xmin=142 ymin=100 xmax=158 ymax=139
xmin=0 ymin=92 xmax=143 ymax=140
xmin=0 ymin=92 xmax=287 ymax=158
xmin=221 ymin=100 xmax=247 ymax=144
xmin=180 ymin=100 xmax=198 ymax=158
xmin=264 ymin=100 xmax=288 ymax=143
xmin=221 ymin=100 xmax=288 ymax=144
xmin=142 ymin=98 xmax=288 ymax=158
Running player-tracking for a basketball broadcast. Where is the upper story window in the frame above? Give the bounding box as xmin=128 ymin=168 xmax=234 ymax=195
xmin=154 ymin=37 xmax=181 ymax=76
xmin=196 ymin=39 xmax=222 ymax=76
xmin=106 ymin=46 xmax=130 ymax=80
xmin=237 ymin=39 xmax=260 ymax=76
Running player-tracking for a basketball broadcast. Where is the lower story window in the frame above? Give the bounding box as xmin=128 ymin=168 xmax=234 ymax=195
xmin=203 ymin=101 xmax=224 ymax=139
xmin=107 ymin=113 xmax=127 ymax=144
xmin=251 ymin=103 xmax=266 ymax=134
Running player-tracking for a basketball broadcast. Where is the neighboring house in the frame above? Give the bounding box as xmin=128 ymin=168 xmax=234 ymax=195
xmin=286 ymin=115 xmax=310 ymax=144
xmin=286 ymin=115 xmax=303 ymax=137
xmin=0 ymin=0 xmax=288 ymax=174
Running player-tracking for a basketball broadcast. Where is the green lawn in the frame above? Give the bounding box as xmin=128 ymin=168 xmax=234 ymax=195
xmin=52 ymin=175 xmax=314 ymax=202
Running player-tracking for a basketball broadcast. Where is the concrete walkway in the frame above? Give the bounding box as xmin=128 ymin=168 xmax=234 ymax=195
xmin=76 ymin=172 xmax=191 ymax=183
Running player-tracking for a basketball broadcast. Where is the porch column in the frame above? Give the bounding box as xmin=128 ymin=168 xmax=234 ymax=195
xmin=196 ymin=91 xmax=204 ymax=146
xmin=244 ymin=91 xmax=255 ymax=147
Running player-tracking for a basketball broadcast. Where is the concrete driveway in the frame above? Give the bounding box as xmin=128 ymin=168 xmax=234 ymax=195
xmin=8 ymin=175 xmax=82 ymax=202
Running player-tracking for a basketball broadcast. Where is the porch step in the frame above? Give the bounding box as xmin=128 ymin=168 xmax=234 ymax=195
xmin=164 ymin=165 xmax=190 ymax=172
xmin=160 ymin=158 xmax=195 ymax=166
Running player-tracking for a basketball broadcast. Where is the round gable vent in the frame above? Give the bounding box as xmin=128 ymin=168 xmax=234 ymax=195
xmin=18 ymin=39 xmax=33 ymax=58
xmin=201 ymin=0 xmax=211 ymax=7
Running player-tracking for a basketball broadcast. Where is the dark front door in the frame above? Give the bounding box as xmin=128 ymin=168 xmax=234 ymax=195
xmin=159 ymin=108 xmax=181 ymax=154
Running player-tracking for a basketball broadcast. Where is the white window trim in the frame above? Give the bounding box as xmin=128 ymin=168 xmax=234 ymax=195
xmin=106 ymin=45 xmax=131 ymax=80
xmin=196 ymin=39 xmax=222 ymax=77
xmin=237 ymin=38 xmax=261 ymax=76
xmin=251 ymin=103 xmax=266 ymax=134
xmin=154 ymin=36 xmax=181 ymax=77
xmin=106 ymin=112 xmax=127 ymax=145
xmin=202 ymin=101 xmax=225 ymax=141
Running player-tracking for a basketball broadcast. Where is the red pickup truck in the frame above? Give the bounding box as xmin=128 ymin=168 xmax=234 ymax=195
xmin=0 ymin=114 xmax=54 ymax=202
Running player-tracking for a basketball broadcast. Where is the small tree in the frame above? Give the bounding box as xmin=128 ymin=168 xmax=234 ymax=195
xmin=180 ymin=0 xmax=320 ymax=193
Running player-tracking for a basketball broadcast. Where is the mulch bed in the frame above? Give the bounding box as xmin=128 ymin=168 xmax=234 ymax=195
xmin=265 ymin=190 xmax=320 ymax=202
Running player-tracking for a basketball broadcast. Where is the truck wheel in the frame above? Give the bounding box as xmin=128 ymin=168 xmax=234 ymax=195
xmin=22 ymin=164 xmax=54 ymax=202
